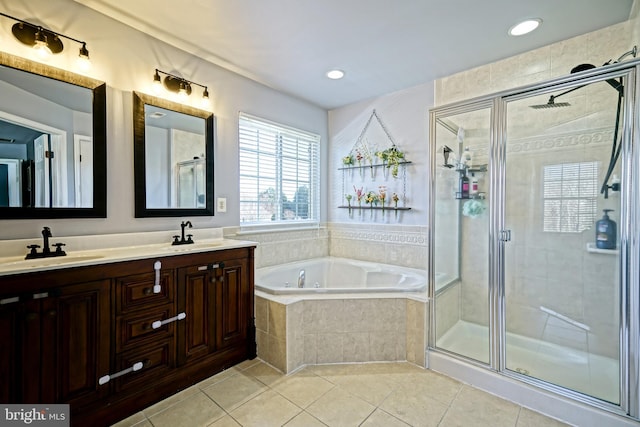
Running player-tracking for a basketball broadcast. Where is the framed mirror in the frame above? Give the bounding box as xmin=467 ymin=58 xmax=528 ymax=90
xmin=133 ymin=91 xmax=214 ymax=217
xmin=0 ymin=51 xmax=106 ymax=219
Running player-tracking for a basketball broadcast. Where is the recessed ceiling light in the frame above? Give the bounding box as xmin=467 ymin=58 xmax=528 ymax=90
xmin=509 ymin=18 xmax=542 ymax=36
xmin=326 ymin=69 xmax=345 ymax=80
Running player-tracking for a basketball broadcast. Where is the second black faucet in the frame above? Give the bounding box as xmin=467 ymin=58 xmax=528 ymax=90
xmin=172 ymin=221 xmax=194 ymax=246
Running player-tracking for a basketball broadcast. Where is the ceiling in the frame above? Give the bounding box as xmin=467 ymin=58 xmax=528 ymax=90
xmin=75 ymin=0 xmax=634 ymax=110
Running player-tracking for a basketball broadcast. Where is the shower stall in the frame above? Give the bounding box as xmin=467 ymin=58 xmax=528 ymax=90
xmin=429 ymin=56 xmax=640 ymax=422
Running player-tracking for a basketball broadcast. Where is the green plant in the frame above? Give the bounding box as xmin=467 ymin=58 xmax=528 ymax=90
xmin=378 ymin=146 xmax=405 ymax=177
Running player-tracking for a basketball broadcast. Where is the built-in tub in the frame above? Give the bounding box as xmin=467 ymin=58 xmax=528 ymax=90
xmin=255 ymin=256 xmax=426 ymax=295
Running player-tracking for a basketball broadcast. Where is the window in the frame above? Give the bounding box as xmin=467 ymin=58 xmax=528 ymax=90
xmin=239 ymin=113 xmax=320 ymax=226
xmin=542 ymin=161 xmax=599 ymax=233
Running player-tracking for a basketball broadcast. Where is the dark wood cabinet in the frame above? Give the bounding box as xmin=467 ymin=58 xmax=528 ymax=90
xmin=55 ymin=281 xmax=111 ymax=407
xmin=0 ymin=280 xmax=110 ymax=408
xmin=0 ymin=244 xmax=256 ymax=427
xmin=216 ymin=257 xmax=250 ymax=350
xmin=177 ymin=250 xmax=253 ymax=366
xmin=0 ymin=298 xmax=21 ymax=403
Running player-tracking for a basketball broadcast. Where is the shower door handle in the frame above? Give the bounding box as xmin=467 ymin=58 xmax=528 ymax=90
xmin=499 ymin=230 xmax=511 ymax=242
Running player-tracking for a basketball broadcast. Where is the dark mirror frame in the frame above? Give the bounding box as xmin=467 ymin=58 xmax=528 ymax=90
xmin=0 ymin=51 xmax=107 ymax=219
xmin=133 ymin=91 xmax=214 ymax=217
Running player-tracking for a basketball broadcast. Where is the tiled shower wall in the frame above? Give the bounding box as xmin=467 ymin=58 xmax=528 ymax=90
xmin=434 ymin=19 xmax=637 ymax=359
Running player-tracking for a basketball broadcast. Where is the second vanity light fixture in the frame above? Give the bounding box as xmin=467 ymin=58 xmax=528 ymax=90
xmin=153 ymin=69 xmax=210 ymax=106
xmin=0 ymin=12 xmax=91 ymax=70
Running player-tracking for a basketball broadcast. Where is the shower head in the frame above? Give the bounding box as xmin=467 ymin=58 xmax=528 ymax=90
xmin=531 ymin=48 xmax=634 ymax=110
xmin=529 ymin=95 xmax=571 ymax=109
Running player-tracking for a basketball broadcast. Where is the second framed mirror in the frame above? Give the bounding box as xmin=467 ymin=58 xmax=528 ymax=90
xmin=133 ymin=91 xmax=214 ymax=217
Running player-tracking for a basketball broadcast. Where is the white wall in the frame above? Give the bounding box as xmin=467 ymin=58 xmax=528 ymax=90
xmin=0 ymin=0 xmax=328 ymax=239
xmin=328 ymin=82 xmax=434 ymax=226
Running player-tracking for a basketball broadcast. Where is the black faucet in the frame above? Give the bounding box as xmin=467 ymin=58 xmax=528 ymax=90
xmin=172 ymin=221 xmax=194 ymax=245
xmin=42 ymin=226 xmax=52 ymax=254
xmin=25 ymin=226 xmax=67 ymax=259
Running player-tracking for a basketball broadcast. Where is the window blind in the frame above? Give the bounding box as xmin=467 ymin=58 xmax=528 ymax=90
xmin=542 ymin=161 xmax=599 ymax=233
xmin=239 ymin=113 xmax=320 ymax=225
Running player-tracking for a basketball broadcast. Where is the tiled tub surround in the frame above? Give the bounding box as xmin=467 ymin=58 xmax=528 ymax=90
xmin=255 ymin=293 xmax=428 ymax=373
xmin=225 ymin=223 xmax=428 ymax=271
xmin=228 ymin=223 xmax=429 ymax=373
xmin=329 ymin=223 xmax=428 ymax=269
xmin=225 ymin=227 xmax=330 ymax=269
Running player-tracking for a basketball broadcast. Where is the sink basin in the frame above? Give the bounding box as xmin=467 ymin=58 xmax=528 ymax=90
xmin=0 ymin=254 xmax=105 ymax=272
xmin=162 ymin=241 xmax=223 ymax=252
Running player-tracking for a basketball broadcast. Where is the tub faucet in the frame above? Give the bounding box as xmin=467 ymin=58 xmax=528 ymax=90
xmin=297 ymin=269 xmax=305 ymax=288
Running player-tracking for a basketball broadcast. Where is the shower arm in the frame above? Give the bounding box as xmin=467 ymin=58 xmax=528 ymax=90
xmin=548 ymin=85 xmax=586 ymax=103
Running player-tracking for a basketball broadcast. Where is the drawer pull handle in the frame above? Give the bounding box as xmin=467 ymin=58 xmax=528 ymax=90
xmin=151 ymin=312 xmax=186 ymax=330
xmin=0 ymin=296 xmax=20 ymax=305
xmin=98 ymin=361 xmax=144 ymax=385
xmin=33 ymin=292 xmax=49 ymax=300
xmin=153 ymin=261 xmax=162 ymax=293
xmin=143 ymin=287 xmax=152 ymax=295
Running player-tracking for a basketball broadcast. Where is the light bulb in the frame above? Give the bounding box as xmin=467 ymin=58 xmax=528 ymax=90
xmin=33 ymin=31 xmax=52 ymax=60
xmin=152 ymin=71 xmax=163 ymax=94
xmin=76 ymin=43 xmax=91 ymax=71
xmin=201 ymin=88 xmax=210 ymax=107
xmin=178 ymin=81 xmax=189 ymax=100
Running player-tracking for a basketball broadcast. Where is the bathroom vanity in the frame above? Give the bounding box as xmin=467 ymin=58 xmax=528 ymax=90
xmin=0 ymin=240 xmax=256 ymax=426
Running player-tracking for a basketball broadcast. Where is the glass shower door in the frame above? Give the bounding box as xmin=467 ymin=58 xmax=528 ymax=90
xmin=503 ymin=75 xmax=624 ymax=404
xmin=433 ymin=105 xmax=492 ymax=364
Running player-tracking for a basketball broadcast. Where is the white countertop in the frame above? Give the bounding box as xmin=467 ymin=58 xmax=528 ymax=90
xmin=0 ymin=230 xmax=256 ymax=277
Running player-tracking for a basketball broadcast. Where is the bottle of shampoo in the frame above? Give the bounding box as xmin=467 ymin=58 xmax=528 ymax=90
xmin=470 ymin=173 xmax=479 ymax=196
xmin=458 ymin=171 xmax=469 ymax=199
xmin=595 ymin=209 xmax=617 ymax=249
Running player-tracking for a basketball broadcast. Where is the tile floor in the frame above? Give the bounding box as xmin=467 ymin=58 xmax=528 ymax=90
xmin=112 ymin=359 xmax=570 ymax=427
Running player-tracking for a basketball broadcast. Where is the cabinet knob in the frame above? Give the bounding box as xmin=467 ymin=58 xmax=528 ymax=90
xmin=47 ymin=310 xmax=57 ymax=317
xmin=143 ymin=287 xmax=152 ymax=295
xmin=25 ymin=312 xmax=39 ymax=321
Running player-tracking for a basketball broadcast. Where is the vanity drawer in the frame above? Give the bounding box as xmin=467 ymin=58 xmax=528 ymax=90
xmin=116 ymin=305 xmax=176 ymax=352
xmin=113 ymin=339 xmax=175 ymax=393
xmin=115 ymin=270 xmax=174 ymax=314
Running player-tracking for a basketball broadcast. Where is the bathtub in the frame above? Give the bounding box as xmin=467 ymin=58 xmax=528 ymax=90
xmin=255 ymin=256 xmax=427 ymax=295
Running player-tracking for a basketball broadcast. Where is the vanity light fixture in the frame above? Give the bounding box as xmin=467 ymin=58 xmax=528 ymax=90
xmin=0 ymin=12 xmax=91 ymax=69
xmin=153 ymin=68 xmax=210 ymax=106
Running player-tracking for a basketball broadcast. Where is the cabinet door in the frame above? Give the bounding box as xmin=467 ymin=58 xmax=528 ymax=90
xmin=215 ymin=258 xmax=249 ymax=350
xmin=0 ymin=299 xmax=21 ymax=403
xmin=54 ymin=280 xmax=110 ymax=406
xmin=177 ymin=264 xmax=216 ymax=365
